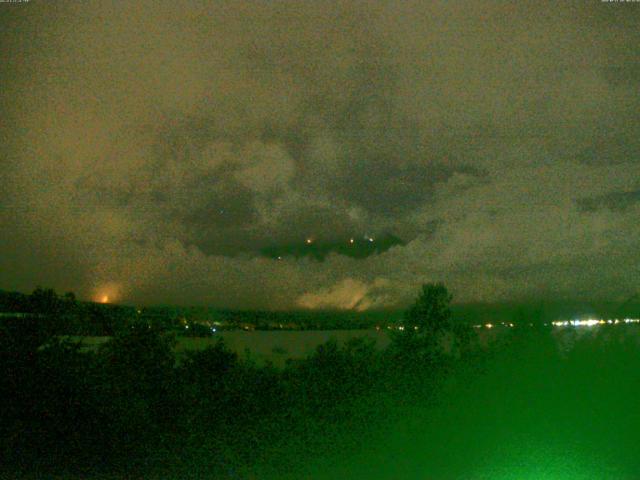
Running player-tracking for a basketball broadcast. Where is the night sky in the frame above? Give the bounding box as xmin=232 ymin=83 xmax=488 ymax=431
xmin=1 ymin=1 xmax=639 ymax=309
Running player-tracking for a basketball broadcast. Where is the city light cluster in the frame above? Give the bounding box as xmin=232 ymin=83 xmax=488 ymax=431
xmin=552 ymin=318 xmax=640 ymax=327
xmin=473 ymin=322 xmax=515 ymax=329
xmin=470 ymin=318 xmax=640 ymax=329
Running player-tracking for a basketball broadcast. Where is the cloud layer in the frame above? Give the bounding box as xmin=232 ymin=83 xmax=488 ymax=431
xmin=1 ymin=1 xmax=639 ymax=308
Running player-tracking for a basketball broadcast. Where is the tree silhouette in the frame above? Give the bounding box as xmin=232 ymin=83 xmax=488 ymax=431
xmin=404 ymin=283 xmax=452 ymax=335
xmin=30 ymin=287 xmax=62 ymax=314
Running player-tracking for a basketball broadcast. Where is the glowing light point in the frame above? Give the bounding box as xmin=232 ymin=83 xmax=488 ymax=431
xmin=306 ymin=238 xmax=313 ymax=244
xmin=349 ymin=238 xmax=354 ymax=244
xmin=100 ymin=295 xmax=109 ymax=304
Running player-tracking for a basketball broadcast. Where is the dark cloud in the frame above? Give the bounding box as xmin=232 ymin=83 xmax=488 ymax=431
xmin=576 ymin=135 xmax=640 ymax=166
xmin=603 ymin=63 xmax=640 ymax=87
xmin=577 ymin=189 xmax=640 ymax=212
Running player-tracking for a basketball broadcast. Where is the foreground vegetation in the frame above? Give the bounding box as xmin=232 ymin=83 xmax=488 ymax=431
xmin=0 ymin=284 xmax=479 ymax=478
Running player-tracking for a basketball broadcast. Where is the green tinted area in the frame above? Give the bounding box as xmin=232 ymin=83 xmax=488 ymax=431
xmin=257 ymin=328 xmax=640 ymax=479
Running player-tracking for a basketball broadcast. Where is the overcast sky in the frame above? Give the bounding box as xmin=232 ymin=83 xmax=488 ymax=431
xmin=1 ymin=1 xmax=639 ymax=309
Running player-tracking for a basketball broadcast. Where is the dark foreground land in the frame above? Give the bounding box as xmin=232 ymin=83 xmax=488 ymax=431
xmin=3 ymin=306 xmax=640 ymax=478
xmin=304 ymin=326 xmax=640 ymax=480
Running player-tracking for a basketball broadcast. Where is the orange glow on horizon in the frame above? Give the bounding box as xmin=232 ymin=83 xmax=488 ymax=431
xmin=92 ymin=282 xmax=122 ymax=304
